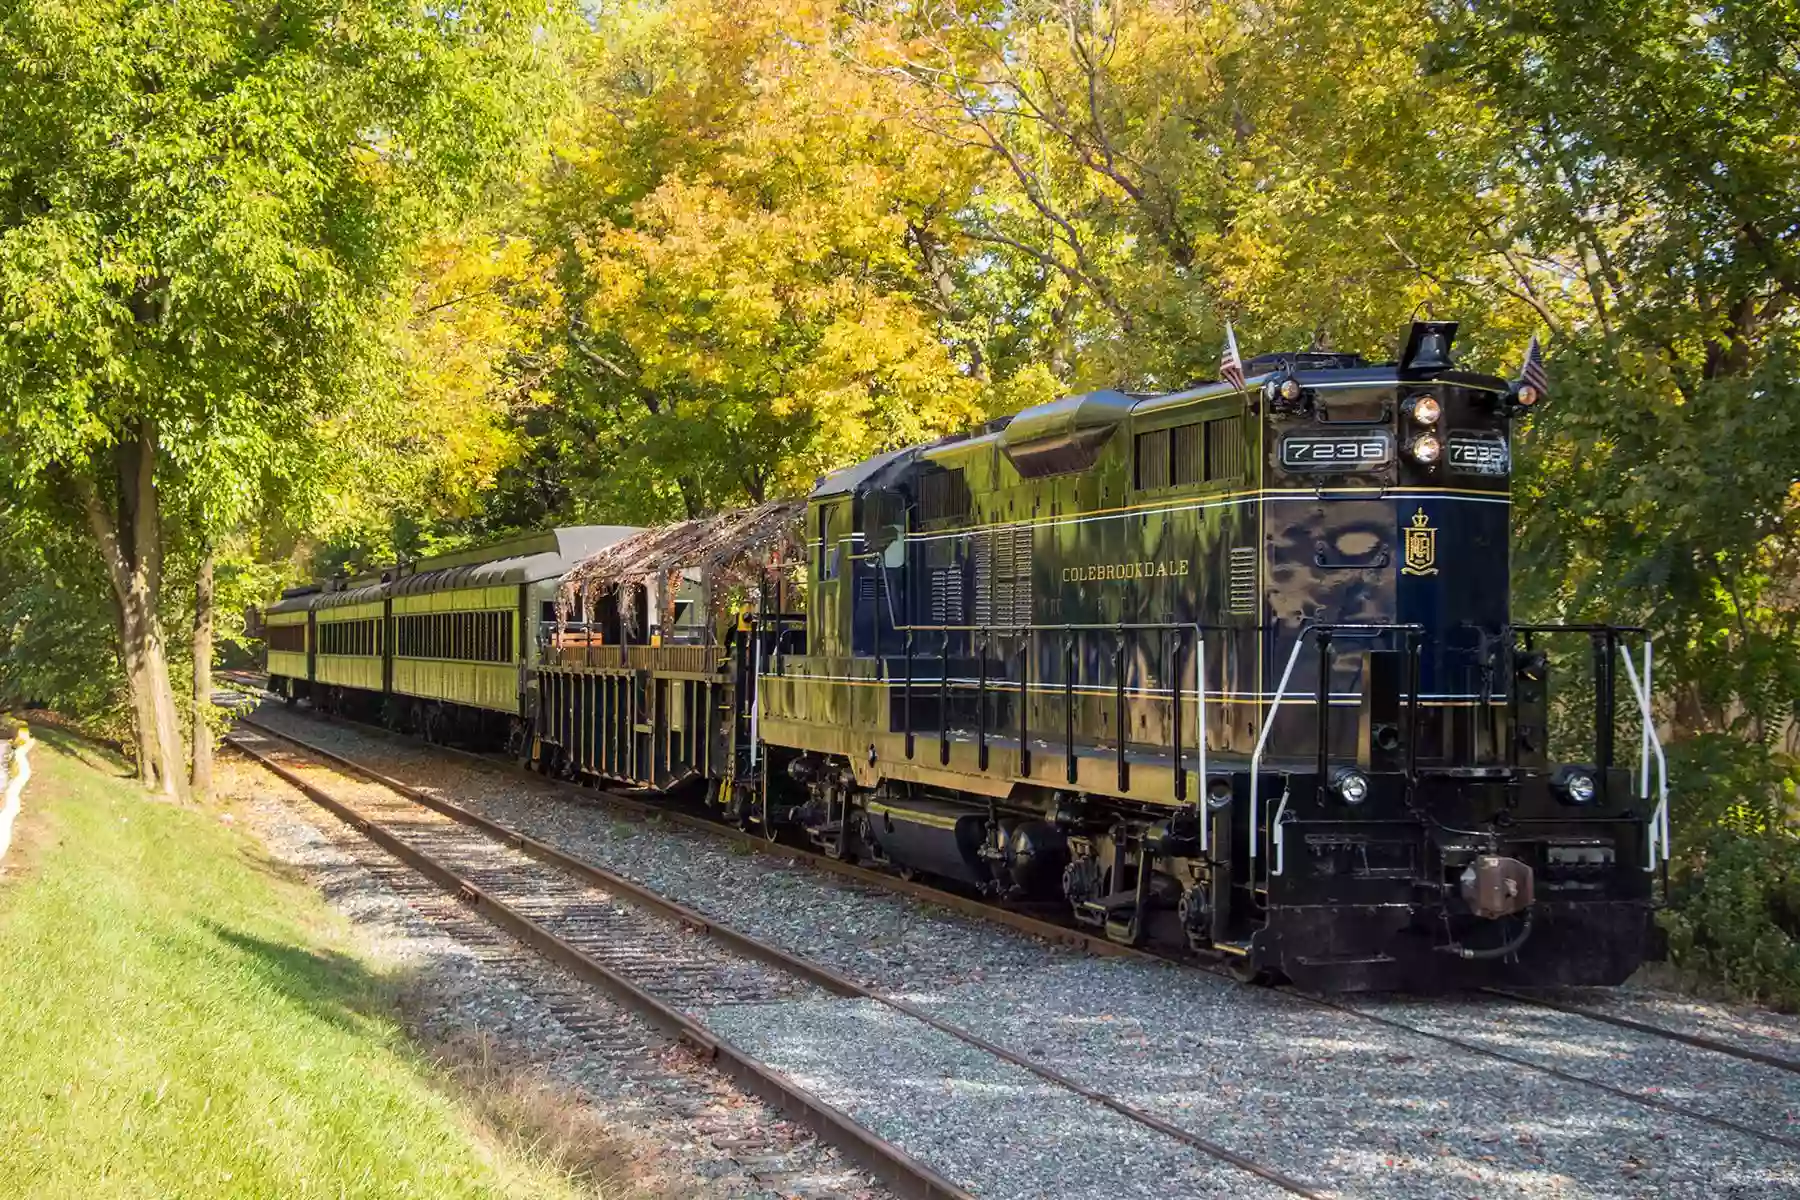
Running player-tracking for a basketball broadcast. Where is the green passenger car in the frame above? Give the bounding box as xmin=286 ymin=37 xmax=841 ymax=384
xmin=259 ymin=527 xmax=639 ymax=747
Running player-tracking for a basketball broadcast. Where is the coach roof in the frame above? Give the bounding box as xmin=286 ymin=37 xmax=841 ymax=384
xmin=264 ymin=526 xmax=641 ymax=613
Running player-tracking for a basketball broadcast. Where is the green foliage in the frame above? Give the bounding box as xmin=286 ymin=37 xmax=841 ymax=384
xmin=1663 ymin=826 xmax=1800 ymax=1012
xmin=0 ymin=505 xmax=130 ymax=736
xmin=0 ymin=0 xmax=557 ymax=510
xmin=494 ymin=0 xmax=998 ymax=525
xmin=0 ymin=0 xmax=567 ymax=759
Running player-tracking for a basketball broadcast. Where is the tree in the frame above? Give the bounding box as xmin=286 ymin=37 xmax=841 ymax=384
xmin=1437 ymin=0 xmax=1800 ymax=766
xmin=0 ymin=0 xmax=562 ymax=793
xmin=495 ymin=0 xmax=1002 ymax=525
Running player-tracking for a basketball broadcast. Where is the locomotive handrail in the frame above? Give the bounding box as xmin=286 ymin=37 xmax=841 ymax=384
xmin=759 ymin=615 xmax=1239 ymax=820
xmin=1617 ymin=642 xmax=1669 ymax=873
xmin=885 ymin=620 xmax=1232 ymax=815
xmin=1255 ymin=621 xmax=1425 ymax=876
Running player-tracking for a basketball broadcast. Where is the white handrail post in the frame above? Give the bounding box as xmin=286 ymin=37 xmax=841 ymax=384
xmin=1196 ymin=629 xmax=1208 ymax=855
xmin=1270 ymin=788 xmax=1291 ymax=877
xmin=749 ymin=634 xmax=764 ymax=768
xmin=1649 ymin=641 xmax=1668 ymax=861
xmin=1249 ymin=631 xmax=1308 ymax=863
xmin=1616 ymin=643 xmax=1668 ymax=872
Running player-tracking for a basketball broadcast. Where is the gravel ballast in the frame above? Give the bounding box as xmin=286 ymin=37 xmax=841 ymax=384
xmin=244 ymin=706 xmax=1800 ymax=1198
xmin=221 ymin=754 xmax=885 ymax=1200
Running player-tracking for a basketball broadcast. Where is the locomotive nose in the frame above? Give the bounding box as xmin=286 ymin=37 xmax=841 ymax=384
xmin=1460 ymin=855 xmax=1535 ymax=919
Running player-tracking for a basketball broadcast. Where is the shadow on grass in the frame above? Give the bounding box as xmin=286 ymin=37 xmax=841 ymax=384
xmin=207 ymin=920 xmax=654 ymax=1195
xmin=208 ymin=921 xmax=416 ymax=1037
xmin=21 ymin=723 xmax=134 ymax=779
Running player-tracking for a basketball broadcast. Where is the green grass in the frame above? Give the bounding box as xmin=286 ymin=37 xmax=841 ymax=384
xmin=0 ymin=733 xmax=591 ymax=1200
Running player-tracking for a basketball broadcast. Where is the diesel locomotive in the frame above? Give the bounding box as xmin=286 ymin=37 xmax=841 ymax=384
xmin=264 ymin=321 xmax=1668 ymax=992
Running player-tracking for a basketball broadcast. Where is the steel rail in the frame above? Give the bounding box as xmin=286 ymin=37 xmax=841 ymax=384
xmin=240 ymin=705 xmax=1800 ymax=1140
xmin=1481 ymin=987 xmax=1800 ymax=1077
xmin=226 ymin=731 xmax=975 ymax=1200
xmin=243 ymin=708 xmax=1151 ymax=962
xmin=1294 ymin=989 xmax=1800 ymax=1154
xmin=233 ymin=718 xmax=1326 ymax=1200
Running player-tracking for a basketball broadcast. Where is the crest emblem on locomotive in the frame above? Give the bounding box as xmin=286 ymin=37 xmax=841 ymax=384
xmin=1401 ymin=507 xmax=1438 ymax=576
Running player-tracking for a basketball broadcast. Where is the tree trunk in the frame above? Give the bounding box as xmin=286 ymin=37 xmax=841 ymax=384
xmin=71 ymin=420 xmax=186 ymax=800
xmin=111 ymin=588 xmax=160 ymax=789
xmin=191 ymin=545 xmax=215 ymax=799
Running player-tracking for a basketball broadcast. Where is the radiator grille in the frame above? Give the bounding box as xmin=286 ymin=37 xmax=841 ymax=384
xmin=1228 ymin=546 xmax=1258 ymax=613
xmin=1207 ymin=415 xmax=1245 ymax=481
xmin=929 ymin=564 xmax=965 ymax=625
xmin=973 ymin=525 xmax=1034 ymax=627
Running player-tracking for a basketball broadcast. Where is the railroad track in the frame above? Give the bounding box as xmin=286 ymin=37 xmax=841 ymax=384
xmin=232 ymin=710 xmax=1800 ymax=1187
xmin=234 ymin=703 xmax=1800 ymax=1081
xmin=226 ymin=723 xmax=1325 ymax=1200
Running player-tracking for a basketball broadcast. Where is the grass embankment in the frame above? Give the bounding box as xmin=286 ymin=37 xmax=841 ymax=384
xmin=0 ymin=732 xmax=597 ymax=1199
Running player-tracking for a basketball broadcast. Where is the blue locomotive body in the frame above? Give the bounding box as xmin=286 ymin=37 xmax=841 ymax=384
xmin=753 ymin=323 xmax=1662 ymax=989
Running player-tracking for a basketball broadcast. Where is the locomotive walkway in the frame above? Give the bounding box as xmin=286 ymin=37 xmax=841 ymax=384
xmin=234 ymin=703 xmax=1800 ymax=1199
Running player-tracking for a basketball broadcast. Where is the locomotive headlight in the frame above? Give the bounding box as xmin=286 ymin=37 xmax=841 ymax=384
xmin=1206 ymin=776 xmax=1234 ymax=811
xmin=1278 ymin=377 xmax=1303 ymax=402
xmin=1407 ymin=433 xmax=1443 ymax=464
xmin=1553 ymin=765 xmax=1599 ymax=806
xmin=1514 ymin=384 xmax=1539 ymax=407
xmin=1330 ymin=767 xmax=1370 ymax=806
xmin=1406 ymin=395 xmax=1442 ymax=426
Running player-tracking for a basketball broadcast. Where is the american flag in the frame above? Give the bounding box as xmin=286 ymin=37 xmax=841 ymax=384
xmin=1221 ymin=322 xmax=1246 ymax=391
xmin=1519 ymin=334 xmax=1550 ymax=398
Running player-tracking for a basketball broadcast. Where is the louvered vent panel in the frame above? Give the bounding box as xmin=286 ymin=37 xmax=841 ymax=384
xmin=970 ymin=526 xmax=1036 ymax=627
xmin=1010 ymin=526 xmax=1035 ymax=624
xmin=972 ymin=531 xmax=996 ymax=626
xmin=1207 ymin=416 xmax=1245 ymax=482
xmin=1135 ymin=430 xmax=1171 ymax=490
xmin=919 ymin=469 xmax=970 ymax=522
xmin=930 ymin=565 xmax=965 ymax=625
xmin=1172 ymin=424 xmax=1204 ymax=486
xmin=1228 ymin=546 xmax=1259 ymax=613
